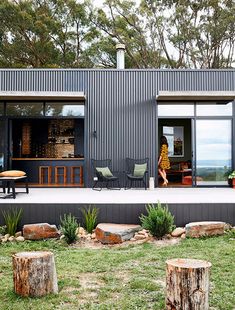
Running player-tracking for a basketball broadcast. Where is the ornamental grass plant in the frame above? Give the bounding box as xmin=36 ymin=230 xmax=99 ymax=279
xmin=81 ymin=205 xmax=99 ymax=233
xmin=140 ymin=202 xmax=175 ymax=238
xmin=60 ymin=213 xmax=78 ymax=244
xmin=2 ymin=208 xmax=23 ymax=236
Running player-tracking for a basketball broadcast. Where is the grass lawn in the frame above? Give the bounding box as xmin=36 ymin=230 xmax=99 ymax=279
xmin=0 ymin=235 xmax=234 ymax=310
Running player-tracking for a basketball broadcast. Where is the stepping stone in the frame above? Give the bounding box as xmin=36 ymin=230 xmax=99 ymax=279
xmin=185 ymin=221 xmax=225 ymax=238
xmin=23 ymin=223 xmax=59 ymax=240
xmin=95 ymin=223 xmax=141 ymax=244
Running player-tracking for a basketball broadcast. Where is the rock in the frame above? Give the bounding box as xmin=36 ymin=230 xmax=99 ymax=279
xmin=8 ymin=236 xmax=15 ymax=242
xmin=171 ymin=227 xmax=185 ymax=237
xmin=134 ymin=234 xmax=147 ymax=240
xmin=15 ymin=236 xmax=25 ymax=242
xmin=138 ymin=230 xmax=147 ymax=235
xmin=4 ymin=234 xmax=10 ymax=239
xmin=130 ymin=238 xmax=136 ymax=241
xmin=224 ymin=223 xmax=232 ymax=230
xmin=60 ymin=235 xmax=65 ymax=240
xmin=95 ymin=223 xmax=141 ymax=244
xmin=23 ymin=223 xmax=60 ymax=240
xmin=181 ymin=233 xmax=186 ymax=239
xmin=91 ymin=233 xmax=96 ymax=239
xmin=78 ymin=227 xmax=86 ymax=235
xmin=15 ymin=231 xmax=22 ymax=238
xmin=185 ymin=221 xmax=225 ymax=238
xmin=1 ymin=238 xmax=8 ymax=243
xmin=166 ymin=234 xmax=172 ymax=239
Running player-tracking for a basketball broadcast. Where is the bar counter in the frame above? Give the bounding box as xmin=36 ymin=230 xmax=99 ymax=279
xmin=12 ymin=158 xmax=84 ymax=186
xmin=12 ymin=158 xmax=84 ymax=160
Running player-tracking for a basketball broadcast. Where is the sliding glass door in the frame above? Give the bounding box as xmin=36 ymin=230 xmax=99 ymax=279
xmin=0 ymin=120 xmax=5 ymax=170
xmin=196 ymin=120 xmax=232 ymax=186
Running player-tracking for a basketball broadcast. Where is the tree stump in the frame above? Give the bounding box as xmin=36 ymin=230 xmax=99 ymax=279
xmin=12 ymin=251 xmax=58 ymax=297
xmin=166 ymin=258 xmax=211 ymax=310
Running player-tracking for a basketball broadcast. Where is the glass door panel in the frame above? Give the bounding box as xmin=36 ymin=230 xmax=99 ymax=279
xmin=0 ymin=120 xmax=5 ymax=170
xmin=196 ymin=120 xmax=232 ymax=186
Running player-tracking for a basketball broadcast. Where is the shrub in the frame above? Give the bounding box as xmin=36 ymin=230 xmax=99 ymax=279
xmin=139 ymin=202 xmax=175 ymax=238
xmin=60 ymin=213 xmax=78 ymax=244
xmin=2 ymin=208 xmax=23 ymax=236
xmin=81 ymin=205 xmax=99 ymax=233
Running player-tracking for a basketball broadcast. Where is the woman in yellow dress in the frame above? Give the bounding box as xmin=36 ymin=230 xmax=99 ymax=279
xmin=158 ymin=136 xmax=170 ymax=186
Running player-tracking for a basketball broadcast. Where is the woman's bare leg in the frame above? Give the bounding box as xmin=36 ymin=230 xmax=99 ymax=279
xmin=158 ymin=169 xmax=167 ymax=184
xmin=162 ymin=170 xmax=168 ymax=184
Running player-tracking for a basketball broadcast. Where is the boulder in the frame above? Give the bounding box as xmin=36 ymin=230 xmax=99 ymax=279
xmin=95 ymin=223 xmax=141 ymax=244
xmin=8 ymin=236 xmax=15 ymax=242
xmin=171 ymin=227 xmax=185 ymax=237
xmin=23 ymin=223 xmax=59 ymax=240
xmin=185 ymin=221 xmax=225 ymax=238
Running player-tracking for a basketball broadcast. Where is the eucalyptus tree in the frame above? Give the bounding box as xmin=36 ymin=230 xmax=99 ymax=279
xmin=0 ymin=0 xmax=95 ymax=68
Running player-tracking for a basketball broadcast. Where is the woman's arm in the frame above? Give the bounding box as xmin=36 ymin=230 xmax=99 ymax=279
xmin=158 ymin=155 xmax=162 ymax=166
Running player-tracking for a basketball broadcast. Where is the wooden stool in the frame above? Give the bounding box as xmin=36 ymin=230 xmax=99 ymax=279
xmin=71 ymin=166 xmax=83 ymax=186
xmin=55 ymin=166 xmax=67 ymax=184
xmin=39 ymin=166 xmax=52 ymax=185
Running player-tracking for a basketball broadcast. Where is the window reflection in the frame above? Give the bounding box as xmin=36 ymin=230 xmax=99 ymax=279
xmin=158 ymin=104 xmax=194 ymax=116
xmin=45 ymin=103 xmax=84 ymax=117
xmin=6 ymin=102 xmax=43 ymax=116
xmin=196 ymin=102 xmax=233 ymax=116
xmin=196 ymin=120 xmax=232 ymax=185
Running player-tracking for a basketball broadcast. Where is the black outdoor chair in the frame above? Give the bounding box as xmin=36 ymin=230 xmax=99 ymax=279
xmin=91 ymin=159 xmax=120 ymax=191
xmin=125 ymin=157 xmax=149 ymax=190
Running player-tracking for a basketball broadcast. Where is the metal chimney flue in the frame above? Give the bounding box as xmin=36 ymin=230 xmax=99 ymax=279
xmin=116 ymin=44 xmax=125 ymax=69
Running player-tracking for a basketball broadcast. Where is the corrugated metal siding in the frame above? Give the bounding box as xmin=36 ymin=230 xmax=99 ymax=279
xmin=1 ymin=69 xmax=235 ymax=186
xmin=0 ymin=202 xmax=234 ymax=227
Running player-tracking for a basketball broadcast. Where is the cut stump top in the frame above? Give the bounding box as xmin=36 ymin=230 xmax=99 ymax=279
xmin=166 ymin=258 xmax=212 ymax=269
xmin=13 ymin=251 xmax=53 ymax=259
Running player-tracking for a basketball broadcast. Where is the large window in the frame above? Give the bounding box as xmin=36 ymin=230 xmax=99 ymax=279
xmin=45 ymin=103 xmax=84 ymax=117
xmin=6 ymin=102 xmax=44 ymax=116
xmin=196 ymin=120 xmax=232 ymax=186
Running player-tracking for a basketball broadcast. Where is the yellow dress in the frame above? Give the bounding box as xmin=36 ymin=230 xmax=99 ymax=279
xmin=159 ymin=144 xmax=170 ymax=170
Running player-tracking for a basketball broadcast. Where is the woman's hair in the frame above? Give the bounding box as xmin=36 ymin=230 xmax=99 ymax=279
xmin=160 ymin=135 xmax=168 ymax=147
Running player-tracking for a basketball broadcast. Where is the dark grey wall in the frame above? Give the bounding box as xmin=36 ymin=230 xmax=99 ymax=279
xmin=1 ymin=69 xmax=235 ymax=186
xmin=0 ymin=202 xmax=234 ymax=227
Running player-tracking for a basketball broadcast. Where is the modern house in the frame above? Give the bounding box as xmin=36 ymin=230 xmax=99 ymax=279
xmin=1 ymin=46 xmax=235 ymax=228
xmin=0 ymin=47 xmax=235 ymax=189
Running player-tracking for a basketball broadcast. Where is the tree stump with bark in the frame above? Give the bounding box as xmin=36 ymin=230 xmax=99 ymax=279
xmin=166 ymin=258 xmax=211 ymax=310
xmin=12 ymin=251 xmax=58 ymax=297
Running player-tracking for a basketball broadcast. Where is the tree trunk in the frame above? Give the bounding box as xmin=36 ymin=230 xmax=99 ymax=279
xmin=166 ymin=258 xmax=211 ymax=310
xmin=12 ymin=251 xmax=58 ymax=297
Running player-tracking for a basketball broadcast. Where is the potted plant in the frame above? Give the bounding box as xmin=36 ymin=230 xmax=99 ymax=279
xmin=228 ymin=171 xmax=235 ymax=188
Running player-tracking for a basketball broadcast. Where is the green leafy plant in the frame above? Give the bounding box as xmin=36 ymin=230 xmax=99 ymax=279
xmin=60 ymin=213 xmax=78 ymax=244
xmin=140 ymin=202 xmax=175 ymax=238
xmin=228 ymin=171 xmax=235 ymax=179
xmin=0 ymin=225 xmax=6 ymax=235
xmin=2 ymin=208 xmax=23 ymax=236
xmin=81 ymin=205 xmax=99 ymax=233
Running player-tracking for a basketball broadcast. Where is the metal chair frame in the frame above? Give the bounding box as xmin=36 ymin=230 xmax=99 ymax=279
xmin=125 ymin=157 xmax=149 ymax=190
xmin=91 ymin=159 xmax=120 ymax=191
